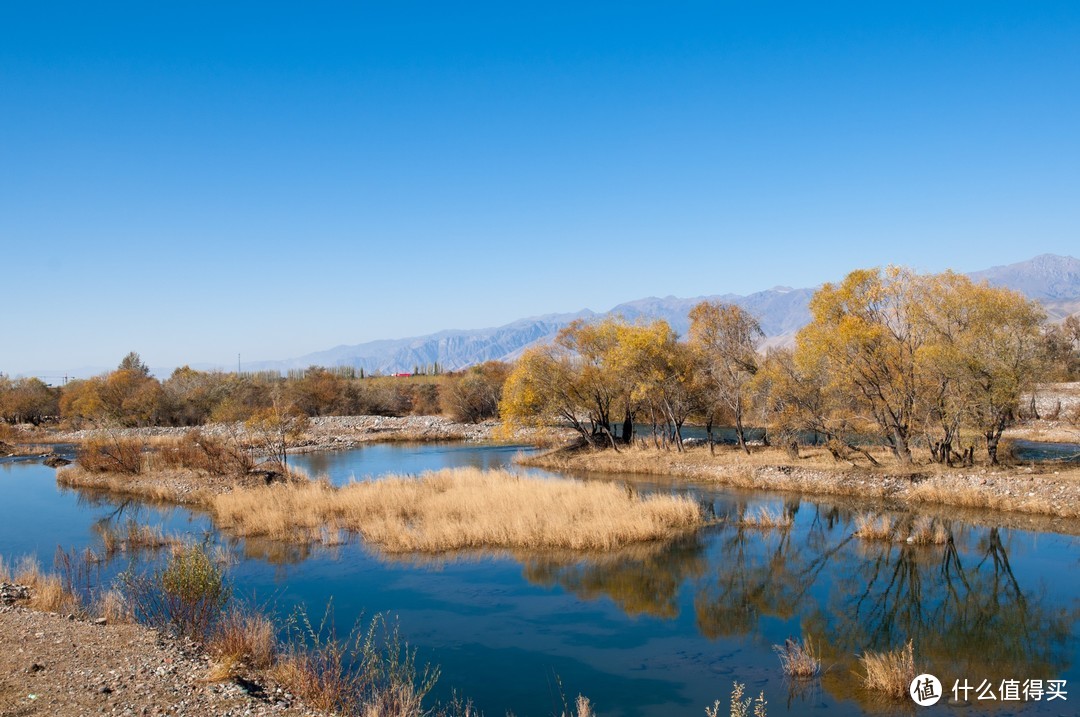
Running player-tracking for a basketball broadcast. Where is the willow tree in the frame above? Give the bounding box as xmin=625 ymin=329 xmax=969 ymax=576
xmin=688 ymin=302 xmax=764 ymax=454
xmin=796 ymin=267 xmax=926 ymax=464
xmin=917 ymin=273 xmax=1045 ymax=464
xmin=500 ymin=317 xmax=686 ymax=449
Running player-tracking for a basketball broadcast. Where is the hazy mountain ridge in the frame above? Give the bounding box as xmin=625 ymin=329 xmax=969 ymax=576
xmin=25 ymin=254 xmax=1079 ymax=379
xmin=242 ymin=254 xmax=1079 ymax=376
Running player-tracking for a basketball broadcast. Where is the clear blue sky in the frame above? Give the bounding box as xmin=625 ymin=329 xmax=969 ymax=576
xmin=3 ymin=2 xmax=1078 ymax=375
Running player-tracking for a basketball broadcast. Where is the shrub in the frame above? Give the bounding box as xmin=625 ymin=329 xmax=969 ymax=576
xmin=77 ymin=436 xmax=145 ymax=474
xmin=155 ymin=430 xmax=254 ymax=475
xmin=120 ymin=542 xmax=231 ymax=640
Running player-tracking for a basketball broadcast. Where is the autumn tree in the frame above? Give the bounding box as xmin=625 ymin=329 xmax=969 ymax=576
xmin=441 ymin=361 xmax=512 ymax=423
xmin=0 ymin=376 xmax=60 ymax=425
xmin=246 ymin=395 xmax=309 ymax=472
xmin=796 ymin=267 xmax=925 ymax=463
xmin=918 ymin=275 xmax=1045 ymax=464
xmin=688 ymin=302 xmax=764 ymax=454
xmin=500 ymin=317 xmax=683 ymax=449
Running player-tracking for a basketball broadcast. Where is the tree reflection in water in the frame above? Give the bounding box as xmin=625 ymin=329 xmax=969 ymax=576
xmin=514 ymin=495 xmax=1077 ymax=712
xmin=521 ymin=534 xmax=709 ymax=618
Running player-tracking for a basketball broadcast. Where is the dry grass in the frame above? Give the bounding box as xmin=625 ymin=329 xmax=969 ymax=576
xmin=709 ymin=681 xmax=768 ymax=717
xmin=858 ymin=640 xmax=916 ymax=701
xmin=854 ymin=514 xmax=897 ymax=541
xmin=738 ymin=507 xmax=793 ymax=529
xmin=209 ymin=608 xmax=278 ymax=670
xmin=211 ymin=467 xmax=704 ymax=553
xmin=97 ymin=520 xmax=178 ymax=556
xmin=95 ymin=589 xmax=132 ymax=624
xmin=854 ymin=514 xmax=950 ymax=545
xmin=11 ymin=556 xmax=81 ymax=613
xmin=773 ymin=635 xmax=820 ymax=678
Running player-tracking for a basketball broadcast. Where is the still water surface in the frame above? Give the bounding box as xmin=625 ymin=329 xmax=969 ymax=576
xmin=2 ymin=443 xmax=1078 ymax=716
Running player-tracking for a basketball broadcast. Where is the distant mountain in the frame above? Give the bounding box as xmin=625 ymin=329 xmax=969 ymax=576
xmin=246 ymin=254 xmax=1080 ymax=375
xmin=968 ymin=253 xmax=1080 ymax=321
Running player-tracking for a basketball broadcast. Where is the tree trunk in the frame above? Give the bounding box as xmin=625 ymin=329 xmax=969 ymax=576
xmin=622 ymin=409 xmax=634 ymax=446
xmin=734 ymin=402 xmax=750 ymax=455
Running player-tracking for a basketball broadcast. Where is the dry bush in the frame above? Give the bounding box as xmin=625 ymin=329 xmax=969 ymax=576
xmin=211 ymin=467 xmax=704 ymax=552
xmin=76 ymin=436 xmax=145 ymax=474
xmin=154 ymin=430 xmax=254 ymax=475
xmin=210 ymin=607 xmax=277 ymax=670
xmin=773 ymin=635 xmax=820 ymax=678
xmin=0 ymin=555 xmax=10 ymax=582
xmin=858 ymin=640 xmax=915 ymax=701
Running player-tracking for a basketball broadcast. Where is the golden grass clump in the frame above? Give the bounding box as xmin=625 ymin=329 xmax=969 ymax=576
xmin=738 ymin=507 xmax=793 ymax=529
xmin=773 ymin=635 xmax=820 ymax=678
xmin=211 ymin=467 xmax=703 ymax=553
xmin=12 ymin=557 xmax=81 ymax=614
xmin=858 ymin=640 xmax=916 ymax=701
xmin=854 ymin=514 xmax=949 ymax=545
xmin=209 ymin=608 xmax=278 ymax=670
xmin=906 ymin=516 xmax=949 ymax=545
xmin=96 ymin=520 xmax=177 ymax=556
xmin=854 ymin=515 xmax=896 ymax=541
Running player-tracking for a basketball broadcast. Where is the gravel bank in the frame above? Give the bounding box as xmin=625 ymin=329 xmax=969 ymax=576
xmin=0 ymin=605 xmax=320 ymax=717
xmin=44 ymin=415 xmax=565 ymax=452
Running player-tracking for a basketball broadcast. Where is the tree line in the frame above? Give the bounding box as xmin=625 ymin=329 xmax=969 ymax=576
xmin=500 ymin=267 xmax=1080 ymax=465
xmin=0 ymin=353 xmax=510 ymax=427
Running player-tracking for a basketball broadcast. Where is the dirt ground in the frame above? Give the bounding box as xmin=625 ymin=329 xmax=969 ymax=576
xmin=0 ymin=606 xmax=319 ymax=717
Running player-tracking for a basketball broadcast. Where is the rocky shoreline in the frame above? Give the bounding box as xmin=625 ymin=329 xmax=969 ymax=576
xmin=37 ymin=415 xmax=567 ymax=453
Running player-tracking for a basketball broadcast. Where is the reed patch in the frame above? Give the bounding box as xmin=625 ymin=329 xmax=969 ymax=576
xmin=211 ymin=467 xmax=705 ymax=553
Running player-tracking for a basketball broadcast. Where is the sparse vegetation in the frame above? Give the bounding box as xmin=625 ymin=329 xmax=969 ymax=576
xmin=708 ymin=681 xmax=767 ymax=717
xmin=858 ymin=640 xmax=916 ymax=701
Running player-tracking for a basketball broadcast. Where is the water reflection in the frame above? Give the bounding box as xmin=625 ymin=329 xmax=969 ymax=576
xmin=522 ymin=535 xmax=709 ymax=618
xmin=3 ymin=447 xmax=1079 ymax=716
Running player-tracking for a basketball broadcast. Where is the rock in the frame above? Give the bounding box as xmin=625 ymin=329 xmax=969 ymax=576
xmin=0 ymin=583 xmax=31 ymax=605
xmin=44 ymin=455 xmax=72 ymax=468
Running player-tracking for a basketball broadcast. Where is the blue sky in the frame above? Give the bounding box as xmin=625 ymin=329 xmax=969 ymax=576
xmin=2 ymin=2 xmax=1078 ymax=375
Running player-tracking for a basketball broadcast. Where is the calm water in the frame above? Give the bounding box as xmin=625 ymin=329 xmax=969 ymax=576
xmin=2 ymin=445 xmax=1078 ymax=716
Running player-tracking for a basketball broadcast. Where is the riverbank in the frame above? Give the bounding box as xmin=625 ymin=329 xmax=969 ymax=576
xmin=0 ymin=604 xmax=321 ymax=717
xmin=35 ymin=415 xmax=570 ymax=451
xmin=523 ymin=444 xmax=1080 ymax=524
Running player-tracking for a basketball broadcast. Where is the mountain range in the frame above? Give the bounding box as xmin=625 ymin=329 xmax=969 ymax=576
xmin=242 ymin=253 xmax=1080 ymax=376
